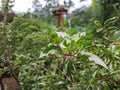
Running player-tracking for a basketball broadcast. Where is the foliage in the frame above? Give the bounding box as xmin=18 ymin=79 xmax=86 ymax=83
xmin=8 ymin=16 xmax=56 ymax=57
xmin=12 ymin=17 xmax=120 ymax=89
xmin=38 ymin=30 xmax=120 ymax=89
xmin=70 ymin=7 xmax=92 ymax=27
xmin=94 ymin=17 xmax=119 ymax=39
xmin=92 ymin=0 xmax=120 ymax=24
xmin=0 ymin=0 xmax=120 ymax=89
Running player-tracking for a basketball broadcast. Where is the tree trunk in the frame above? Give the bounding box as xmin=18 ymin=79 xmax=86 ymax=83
xmin=2 ymin=0 xmax=21 ymax=89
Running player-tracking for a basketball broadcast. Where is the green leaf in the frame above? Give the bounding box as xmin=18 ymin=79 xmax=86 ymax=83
xmin=96 ymin=28 xmax=103 ymax=32
xmin=15 ymin=54 xmax=28 ymax=64
xmin=94 ymin=20 xmax=102 ymax=27
xmin=80 ymin=51 xmax=108 ymax=69
xmin=0 ymin=67 xmax=9 ymax=74
xmin=104 ymin=17 xmax=118 ymax=27
xmin=45 ymin=44 xmax=61 ymax=52
xmin=19 ymin=55 xmax=28 ymax=63
xmin=54 ymin=81 xmax=64 ymax=85
xmin=66 ymin=61 xmax=74 ymax=76
xmin=106 ymin=26 xmax=118 ymax=31
xmin=0 ymin=22 xmax=3 ymax=29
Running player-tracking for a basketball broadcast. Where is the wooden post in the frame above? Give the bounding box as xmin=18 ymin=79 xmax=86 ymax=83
xmin=58 ymin=15 xmax=60 ymax=27
xmin=53 ymin=6 xmax=68 ymax=28
xmin=58 ymin=14 xmax=64 ymax=27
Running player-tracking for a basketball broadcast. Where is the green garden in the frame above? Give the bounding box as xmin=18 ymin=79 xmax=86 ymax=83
xmin=0 ymin=0 xmax=120 ymax=90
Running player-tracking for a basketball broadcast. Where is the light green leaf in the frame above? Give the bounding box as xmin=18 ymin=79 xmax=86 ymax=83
xmin=71 ymin=32 xmax=80 ymax=42
xmin=94 ymin=20 xmax=102 ymax=27
xmin=71 ymin=32 xmax=85 ymax=42
xmin=39 ymin=52 xmax=47 ymax=58
xmin=59 ymin=41 xmax=67 ymax=49
xmin=47 ymin=49 xmax=58 ymax=55
xmin=96 ymin=28 xmax=103 ymax=32
xmin=80 ymin=51 xmax=108 ymax=69
xmin=56 ymin=32 xmax=71 ymax=43
xmin=56 ymin=32 xmax=70 ymax=39
xmin=54 ymin=81 xmax=64 ymax=85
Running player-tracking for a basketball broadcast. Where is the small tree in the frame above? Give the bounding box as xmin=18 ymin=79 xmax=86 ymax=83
xmin=1 ymin=0 xmax=21 ymax=89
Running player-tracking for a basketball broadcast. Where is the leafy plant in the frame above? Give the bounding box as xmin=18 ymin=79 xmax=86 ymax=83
xmin=94 ymin=17 xmax=118 ymax=39
xmin=14 ymin=23 xmax=120 ymax=89
xmin=5 ymin=17 xmax=120 ymax=90
xmin=38 ymin=31 xmax=116 ymax=89
xmin=8 ymin=16 xmax=56 ymax=56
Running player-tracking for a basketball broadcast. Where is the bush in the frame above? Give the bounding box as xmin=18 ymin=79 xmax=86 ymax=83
xmin=8 ymin=16 xmax=56 ymax=56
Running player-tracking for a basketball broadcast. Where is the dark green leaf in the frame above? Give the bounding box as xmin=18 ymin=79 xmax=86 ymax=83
xmin=104 ymin=17 xmax=118 ymax=27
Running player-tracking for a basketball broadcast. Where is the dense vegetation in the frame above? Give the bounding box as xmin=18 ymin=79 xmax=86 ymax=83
xmin=0 ymin=0 xmax=120 ymax=90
